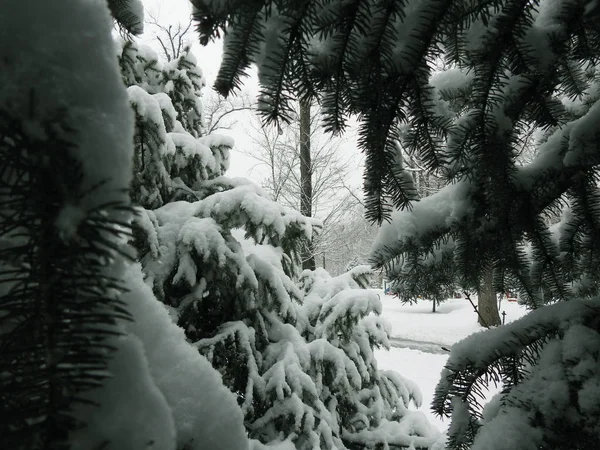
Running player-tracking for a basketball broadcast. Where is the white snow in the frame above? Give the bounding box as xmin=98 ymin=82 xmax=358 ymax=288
xmin=147 ymin=203 xmax=260 ymax=293
xmin=200 ymin=133 xmax=236 ymax=149
xmin=377 ymin=291 xmax=527 ymax=345
xmin=371 ymin=181 xmax=473 ymax=257
xmin=373 ymin=290 xmax=530 ymax=433
xmin=71 ymin=263 xmax=251 ymax=450
xmin=447 ymin=397 xmax=471 ymax=448
xmin=564 ymin=100 xmax=600 ymax=166
xmin=376 ymin=347 xmax=448 ymax=429
xmin=69 ymin=333 xmax=176 ymax=450
xmin=316 ymin=289 xmax=382 ymax=339
xmin=430 ymin=68 xmax=473 ymax=93
xmin=389 ymin=0 xmax=433 ymax=74
xmin=169 ymin=131 xmax=219 ymax=176
xmin=464 ymin=16 xmax=489 ymax=53
xmin=125 ymin=263 xmax=249 ymax=450
xmin=193 ymin=183 xmax=320 ymax=242
xmin=54 ymin=203 xmax=87 ymax=241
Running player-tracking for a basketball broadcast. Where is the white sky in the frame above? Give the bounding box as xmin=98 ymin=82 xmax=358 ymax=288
xmin=140 ymin=0 xmax=364 ymax=193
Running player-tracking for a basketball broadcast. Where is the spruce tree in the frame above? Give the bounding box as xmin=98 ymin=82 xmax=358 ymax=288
xmin=122 ymin=37 xmax=441 ymax=449
xmin=193 ymin=0 xmax=600 ymax=448
xmin=0 ymin=1 xmax=252 ymax=449
xmin=0 ymin=0 xmax=139 ymax=447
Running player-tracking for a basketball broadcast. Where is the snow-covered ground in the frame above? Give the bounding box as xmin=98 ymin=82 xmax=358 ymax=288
xmin=373 ymin=290 xmax=529 ymax=431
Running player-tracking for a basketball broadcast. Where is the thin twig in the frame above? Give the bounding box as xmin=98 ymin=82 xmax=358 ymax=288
xmin=463 ymin=291 xmax=490 ymax=329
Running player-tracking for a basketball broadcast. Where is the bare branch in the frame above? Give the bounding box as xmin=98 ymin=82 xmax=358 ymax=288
xmin=145 ymin=13 xmax=193 ymax=61
xmin=203 ymin=91 xmax=255 ymax=134
xmin=208 ymin=104 xmax=254 ymax=134
xmin=340 ymin=178 xmax=365 ymax=208
xmin=155 ymin=35 xmax=172 ymax=61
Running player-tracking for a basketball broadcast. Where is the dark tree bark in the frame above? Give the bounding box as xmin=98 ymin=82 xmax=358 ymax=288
xmin=299 ymin=99 xmax=315 ymax=270
xmin=477 ymin=266 xmax=501 ymax=326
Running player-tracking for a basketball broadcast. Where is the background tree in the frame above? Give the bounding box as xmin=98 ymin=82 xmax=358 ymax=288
xmin=299 ymin=98 xmax=315 ymax=270
xmin=324 ymin=203 xmax=380 ymax=277
xmin=121 ymin=36 xmax=441 ymax=450
xmin=246 ymin=103 xmax=363 ymax=274
xmin=392 ymin=139 xmax=451 ymax=313
xmin=396 ymin=141 xmax=444 ymax=200
xmin=146 ymin=14 xmax=193 ymax=62
xmin=193 ymin=1 xmax=600 ymax=448
xmin=203 ymin=89 xmax=255 ymax=134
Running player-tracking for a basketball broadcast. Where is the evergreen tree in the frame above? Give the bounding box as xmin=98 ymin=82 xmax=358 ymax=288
xmin=0 ymin=0 xmax=137 ymax=447
xmin=122 ymin=38 xmax=441 ymax=449
xmin=0 ymin=1 xmax=250 ymax=449
xmin=193 ymin=0 xmax=600 ymax=448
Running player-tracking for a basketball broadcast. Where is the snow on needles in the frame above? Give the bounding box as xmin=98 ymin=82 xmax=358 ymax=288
xmin=69 ymin=263 xmax=250 ymax=450
xmin=429 ymin=68 xmax=474 ymax=93
xmin=441 ymin=298 xmax=600 ymax=376
xmin=194 ymin=183 xmax=320 ymax=242
xmin=0 ymin=0 xmax=133 ymax=209
xmin=436 ymin=297 xmax=600 ymax=450
xmin=127 ymin=0 xmax=145 ymax=35
xmin=371 ymin=180 xmax=473 ymax=255
xmin=122 ymin=264 xmax=248 ymax=450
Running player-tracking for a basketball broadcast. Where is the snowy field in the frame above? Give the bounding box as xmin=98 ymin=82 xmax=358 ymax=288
xmin=372 ymin=291 xmax=529 ymax=431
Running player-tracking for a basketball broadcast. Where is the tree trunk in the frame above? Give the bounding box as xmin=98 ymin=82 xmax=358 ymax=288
xmin=477 ymin=266 xmax=501 ymax=326
xmin=432 ymin=299 xmax=436 ymax=313
xmin=299 ymin=98 xmax=315 ymax=270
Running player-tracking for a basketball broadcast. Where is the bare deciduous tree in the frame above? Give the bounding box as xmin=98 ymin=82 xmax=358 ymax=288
xmin=146 ymin=13 xmax=193 ymax=61
xmin=320 ymin=203 xmax=379 ymax=276
xmin=202 ymin=91 xmax=254 ymax=135
xmin=299 ymin=99 xmax=315 ymax=270
xmin=245 ymin=104 xmax=363 ymax=273
xmin=395 ymin=140 xmax=444 ymax=199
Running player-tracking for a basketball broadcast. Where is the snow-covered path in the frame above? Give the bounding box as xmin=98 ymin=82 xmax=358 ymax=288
xmin=374 ymin=290 xmax=530 ymax=432
xmin=376 ymin=346 xmax=449 ymax=430
xmin=389 ymin=337 xmax=450 ymax=354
